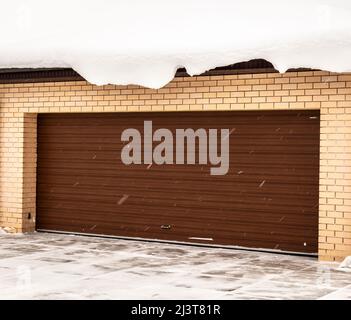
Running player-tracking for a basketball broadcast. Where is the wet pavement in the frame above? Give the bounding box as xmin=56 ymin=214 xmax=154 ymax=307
xmin=0 ymin=232 xmax=350 ymax=299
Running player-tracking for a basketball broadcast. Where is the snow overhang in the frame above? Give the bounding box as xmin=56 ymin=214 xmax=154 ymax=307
xmin=0 ymin=60 xmax=281 ymax=84
xmin=1 ymin=0 xmax=351 ymax=88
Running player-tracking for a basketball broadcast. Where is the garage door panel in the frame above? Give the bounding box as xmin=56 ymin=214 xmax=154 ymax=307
xmin=38 ymin=134 xmax=319 ymax=147
xmin=37 ymin=158 xmax=318 ymax=172
xmin=38 ymin=199 xmax=317 ymax=225
xmin=38 ymin=154 xmax=319 ymax=171
xmin=37 ymin=183 xmax=317 ymax=210
xmin=38 ymin=208 xmax=318 ymax=240
xmin=38 ymin=209 xmax=317 ymax=239
xmin=37 ymin=190 xmax=317 ymax=211
xmin=38 ymin=180 xmax=318 ymax=203
xmin=38 ymin=160 xmax=319 ymax=177
xmin=38 ymin=180 xmax=317 ymax=207
xmin=37 ymin=173 xmax=318 ymax=190
xmin=37 ymin=111 xmax=319 ymax=254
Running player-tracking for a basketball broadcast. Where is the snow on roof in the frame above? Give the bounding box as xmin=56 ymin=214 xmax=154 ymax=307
xmin=1 ymin=0 xmax=351 ymax=88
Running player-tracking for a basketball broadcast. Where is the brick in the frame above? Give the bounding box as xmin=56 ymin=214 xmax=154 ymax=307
xmin=282 ymin=84 xmax=297 ymax=90
xmin=274 ymin=90 xmax=289 ymax=97
xmin=305 ymin=102 xmax=321 ymax=109
xmin=330 ymin=82 xmax=346 ymax=88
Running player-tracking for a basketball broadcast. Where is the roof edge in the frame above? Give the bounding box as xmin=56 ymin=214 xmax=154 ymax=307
xmin=0 ymin=59 xmax=315 ymax=85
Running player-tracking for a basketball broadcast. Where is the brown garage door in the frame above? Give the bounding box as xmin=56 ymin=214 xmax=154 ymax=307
xmin=37 ymin=111 xmax=319 ymax=254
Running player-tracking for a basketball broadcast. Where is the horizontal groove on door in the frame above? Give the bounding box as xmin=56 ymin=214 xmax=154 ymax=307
xmin=36 ymin=111 xmax=320 ymax=254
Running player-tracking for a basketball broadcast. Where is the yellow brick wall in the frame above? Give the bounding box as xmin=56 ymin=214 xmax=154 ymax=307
xmin=0 ymin=70 xmax=350 ymax=261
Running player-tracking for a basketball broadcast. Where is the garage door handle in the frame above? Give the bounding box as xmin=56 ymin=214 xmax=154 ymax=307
xmin=161 ymin=224 xmax=171 ymax=230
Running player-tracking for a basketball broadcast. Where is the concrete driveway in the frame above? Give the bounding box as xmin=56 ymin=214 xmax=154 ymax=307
xmin=0 ymin=232 xmax=350 ymax=300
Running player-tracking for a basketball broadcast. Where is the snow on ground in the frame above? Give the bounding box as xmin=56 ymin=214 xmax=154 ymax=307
xmin=0 ymin=227 xmax=18 ymax=234
xmin=1 ymin=1 xmax=351 ymax=88
xmin=0 ymin=232 xmax=350 ymax=299
xmin=338 ymin=256 xmax=351 ymax=273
